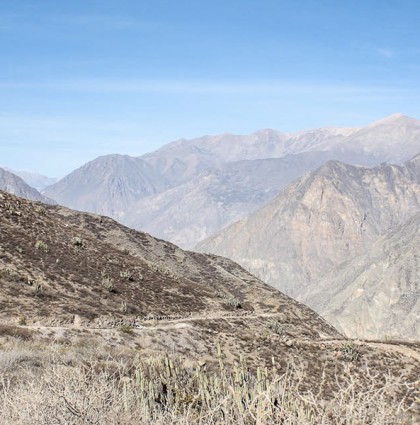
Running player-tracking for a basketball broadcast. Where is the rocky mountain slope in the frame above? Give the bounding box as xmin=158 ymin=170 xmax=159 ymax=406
xmin=0 ymin=168 xmax=55 ymax=205
xmin=0 ymin=189 xmax=338 ymax=337
xmin=299 ymin=212 xmax=420 ymax=340
xmin=2 ymin=167 xmax=56 ymax=191
xmin=1 ymin=190 xmax=419 ymax=419
xmin=197 ymin=154 xmax=420 ymax=302
xmin=43 ymin=154 xmax=170 ymax=218
xmin=124 ymin=152 xmax=336 ymax=248
xmin=43 ymin=114 xmax=420 ymax=247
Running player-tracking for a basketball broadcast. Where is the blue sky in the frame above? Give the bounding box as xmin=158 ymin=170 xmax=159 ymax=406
xmin=1 ymin=0 xmax=420 ymax=177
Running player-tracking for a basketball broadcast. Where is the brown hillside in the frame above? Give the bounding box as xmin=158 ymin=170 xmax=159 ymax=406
xmin=0 ymin=190 xmax=419 ymax=421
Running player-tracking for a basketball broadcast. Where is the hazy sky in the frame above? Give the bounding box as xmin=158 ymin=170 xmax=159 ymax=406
xmin=1 ymin=0 xmax=420 ymax=177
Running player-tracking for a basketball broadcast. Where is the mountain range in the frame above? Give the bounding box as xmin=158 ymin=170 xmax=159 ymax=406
xmin=42 ymin=113 xmax=420 ymax=248
xmin=2 ymin=167 xmax=57 ymax=191
xmin=2 ymin=113 xmax=420 ymax=340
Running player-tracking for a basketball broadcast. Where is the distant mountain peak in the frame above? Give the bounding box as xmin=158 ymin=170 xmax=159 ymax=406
xmin=0 ymin=168 xmax=56 ymax=204
xmin=315 ymin=159 xmax=358 ymax=176
xmin=368 ymin=113 xmax=417 ymax=127
xmin=2 ymin=167 xmax=57 ymax=191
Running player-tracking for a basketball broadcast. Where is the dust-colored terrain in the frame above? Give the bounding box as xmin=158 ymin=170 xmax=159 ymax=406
xmin=0 ymin=191 xmax=419 ymax=423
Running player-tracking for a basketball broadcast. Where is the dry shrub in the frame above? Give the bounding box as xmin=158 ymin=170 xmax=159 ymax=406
xmin=0 ymin=325 xmax=33 ymax=341
xmin=0 ymin=351 xmax=416 ymax=425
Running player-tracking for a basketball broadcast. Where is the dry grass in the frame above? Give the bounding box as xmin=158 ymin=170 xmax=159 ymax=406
xmin=0 ymin=340 xmax=417 ymax=425
xmin=0 ymin=325 xmax=33 ymax=341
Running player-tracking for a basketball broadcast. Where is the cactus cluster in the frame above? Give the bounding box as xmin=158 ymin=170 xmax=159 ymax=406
xmin=35 ymin=240 xmax=49 ymax=253
xmin=215 ymin=290 xmax=241 ymax=309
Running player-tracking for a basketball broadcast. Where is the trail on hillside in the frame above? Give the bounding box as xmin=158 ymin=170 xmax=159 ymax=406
xmin=17 ymin=311 xmax=420 ymax=361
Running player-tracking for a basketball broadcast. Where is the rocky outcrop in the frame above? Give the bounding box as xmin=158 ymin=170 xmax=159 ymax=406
xmin=198 ymin=155 xmax=420 ymax=299
xmin=299 ymin=212 xmax=420 ymax=340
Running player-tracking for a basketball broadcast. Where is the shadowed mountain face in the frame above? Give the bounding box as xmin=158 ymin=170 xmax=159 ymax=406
xmin=197 ymin=155 xmax=420 ymax=302
xmin=0 ymin=168 xmax=56 ymax=205
xmin=43 ymin=114 xmax=420 ymax=248
xmin=299 ymin=213 xmax=420 ymax=340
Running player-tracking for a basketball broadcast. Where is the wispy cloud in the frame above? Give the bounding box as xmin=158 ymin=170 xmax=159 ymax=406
xmin=0 ymin=10 xmax=160 ymax=34
xmin=377 ymin=48 xmax=395 ymax=58
xmin=51 ymin=14 xmax=161 ymax=32
xmin=0 ymin=78 xmax=416 ymax=98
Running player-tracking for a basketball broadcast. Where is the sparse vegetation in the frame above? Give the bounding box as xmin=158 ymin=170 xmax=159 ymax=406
xmin=35 ymin=205 xmax=47 ymax=215
xmin=17 ymin=316 xmax=27 ymax=326
xmin=121 ymin=301 xmax=128 ymax=314
xmin=33 ymin=281 xmax=43 ymax=293
xmin=267 ymin=319 xmax=284 ymax=335
xmin=71 ymin=236 xmax=84 ymax=247
xmin=4 ymin=201 xmax=14 ymax=212
xmin=340 ymin=341 xmax=362 ymax=362
xmin=148 ymin=261 xmax=180 ymax=281
xmin=35 ymin=240 xmax=49 ymax=253
xmin=101 ymin=274 xmax=115 ymax=292
xmin=216 ymin=290 xmax=241 ymax=309
xmin=0 ymin=267 xmax=20 ymax=282
xmin=118 ymin=324 xmax=133 ymax=334
xmin=119 ymin=269 xmax=133 ymax=281
xmin=0 ymin=342 xmax=416 ymax=425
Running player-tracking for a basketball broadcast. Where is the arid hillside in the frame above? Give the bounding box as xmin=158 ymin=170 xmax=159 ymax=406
xmin=0 ymin=190 xmax=419 ymax=423
xmin=0 ymin=190 xmax=334 ymax=334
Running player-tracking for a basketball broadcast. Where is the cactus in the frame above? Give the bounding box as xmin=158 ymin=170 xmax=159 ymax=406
xmin=35 ymin=240 xmax=49 ymax=253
